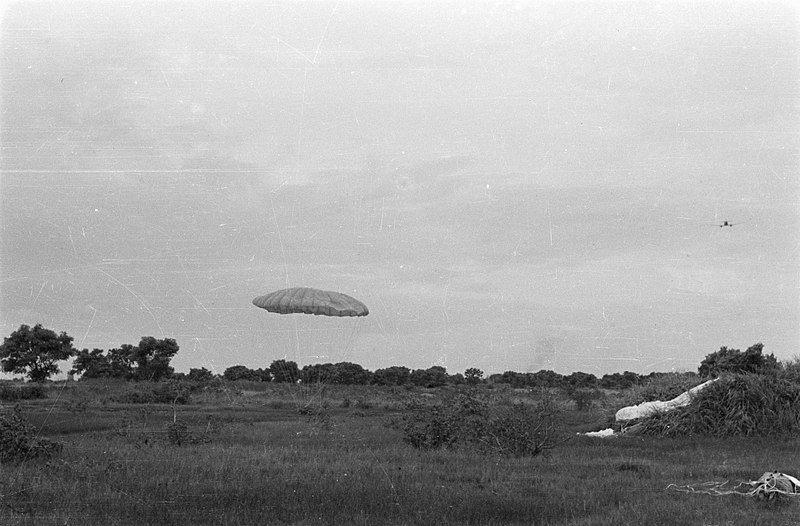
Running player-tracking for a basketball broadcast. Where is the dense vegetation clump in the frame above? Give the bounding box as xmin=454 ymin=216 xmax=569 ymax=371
xmin=401 ymin=390 xmax=564 ymax=456
xmin=638 ymin=374 xmax=800 ymax=437
xmin=0 ymin=406 xmax=62 ymax=463
xmin=109 ymin=380 xmax=194 ymax=404
xmin=164 ymin=420 xmax=213 ymax=446
xmin=0 ymin=382 xmax=47 ymax=402
xmin=780 ymin=356 xmax=800 ymax=384
xmin=698 ymin=343 xmax=779 ymax=378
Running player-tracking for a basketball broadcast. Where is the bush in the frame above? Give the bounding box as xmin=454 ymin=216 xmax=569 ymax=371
xmin=567 ymin=388 xmax=602 ymax=411
xmin=110 ymin=381 xmax=193 ymax=405
xmin=698 ymin=343 xmax=779 ymax=378
xmin=0 ymin=406 xmax=62 ymax=463
xmin=152 ymin=382 xmax=192 ymax=404
xmin=341 ymin=397 xmax=371 ymax=410
xmin=402 ymin=391 xmax=564 ymax=456
xmin=0 ymin=383 xmax=47 ymax=401
xmin=486 ymin=402 xmax=563 ymax=456
xmin=402 ymin=392 xmax=487 ymax=450
xmin=164 ymin=420 xmax=212 ymax=446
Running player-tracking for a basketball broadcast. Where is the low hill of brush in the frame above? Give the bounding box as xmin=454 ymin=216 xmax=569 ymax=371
xmin=636 ymin=373 xmax=800 ymax=437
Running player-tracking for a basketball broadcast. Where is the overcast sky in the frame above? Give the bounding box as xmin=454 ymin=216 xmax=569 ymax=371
xmin=2 ymin=1 xmax=798 ymax=378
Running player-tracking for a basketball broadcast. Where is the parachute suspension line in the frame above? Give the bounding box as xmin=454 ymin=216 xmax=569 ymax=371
xmin=287 ymin=316 xmax=321 ymax=411
xmin=667 ymin=472 xmax=800 ymax=499
xmin=268 ymin=193 xmax=290 ymax=289
xmin=293 ymin=315 xmax=301 ymax=362
xmin=259 ymin=318 xmax=301 ymax=411
xmin=338 ymin=318 xmax=361 ymax=363
xmin=340 ymin=319 xmax=353 ymax=362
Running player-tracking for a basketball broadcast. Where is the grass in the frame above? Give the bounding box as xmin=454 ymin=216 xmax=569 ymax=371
xmin=0 ymin=381 xmax=798 ymax=525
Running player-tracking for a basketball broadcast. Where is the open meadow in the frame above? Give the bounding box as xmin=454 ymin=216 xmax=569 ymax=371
xmin=1 ymin=380 xmax=797 ymax=525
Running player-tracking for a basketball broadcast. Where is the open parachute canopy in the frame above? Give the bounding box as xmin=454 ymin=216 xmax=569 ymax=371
xmin=252 ymin=287 xmax=369 ymax=317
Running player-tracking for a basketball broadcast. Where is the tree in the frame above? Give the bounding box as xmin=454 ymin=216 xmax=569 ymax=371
xmin=330 ymin=362 xmax=372 ymax=385
xmin=0 ymin=324 xmax=76 ymax=382
xmin=568 ymin=389 xmax=597 ymax=411
xmin=301 ymin=363 xmax=335 ymax=383
xmin=597 ymin=371 xmax=642 ymax=389
xmin=223 ymin=365 xmax=261 ymax=381
xmin=449 ymin=373 xmax=465 ymax=385
xmin=187 ymin=367 xmax=215 ymax=382
xmin=107 ymin=344 xmax=137 ymax=379
xmin=101 ymin=338 xmax=178 ymax=381
xmin=299 ymin=362 xmax=373 ymax=385
xmin=486 ymin=373 xmax=505 ymax=384
xmin=493 ymin=370 xmax=529 ymax=388
xmin=566 ymin=371 xmax=597 ymax=389
xmin=254 ymin=368 xmax=272 ymax=382
xmin=410 ymin=366 xmax=448 ymax=388
xmin=139 ymin=337 xmax=178 ymax=381
xmin=129 ymin=337 xmax=179 ymax=381
xmin=599 ymin=372 xmax=625 ymax=389
xmin=71 ymin=348 xmax=115 ymax=379
xmin=373 ymin=366 xmax=410 ymax=386
xmin=270 ymin=359 xmax=299 ymax=383
xmin=530 ymin=370 xmax=565 ymax=389
xmin=464 ymin=368 xmax=484 ymax=385
xmin=621 ymin=371 xmax=641 ymax=387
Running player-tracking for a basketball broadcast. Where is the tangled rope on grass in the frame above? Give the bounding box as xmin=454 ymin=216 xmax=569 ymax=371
xmin=668 ymin=472 xmax=800 ymax=500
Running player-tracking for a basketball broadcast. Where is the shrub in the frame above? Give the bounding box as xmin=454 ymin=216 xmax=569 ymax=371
xmin=111 ymin=390 xmax=157 ymax=404
xmin=599 ymin=371 xmax=641 ymax=389
xmin=110 ymin=381 xmax=193 ymax=405
xmin=480 ymin=396 xmax=564 ymax=456
xmin=298 ymin=400 xmax=332 ymax=433
xmin=164 ymin=420 xmax=212 ymax=446
xmin=341 ymin=397 xmax=371 ymax=410
xmin=0 ymin=383 xmax=47 ymax=401
xmin=567 ymin=388 xmax=602 ymax=411
xmin=0 ymin=406 xmax=62 ymax=463
xmin=402 ymin=391 xmax=564 ymax=456
xmin=402 ymin=392 xmax=488 ymax=450
xmin=698 ymin=343 xmax=779 ymax=378
xmin=152 ymin=381 xmax=192 ymax=404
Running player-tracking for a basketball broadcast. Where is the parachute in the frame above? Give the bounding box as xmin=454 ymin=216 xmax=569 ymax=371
xmin=252 ymin=287 xmax=369 ymax=317
xmin=251 ymin=287 xmax=369 ymax=406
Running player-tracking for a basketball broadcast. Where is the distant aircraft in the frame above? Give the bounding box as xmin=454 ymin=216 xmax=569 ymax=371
xmin=718 ymin=220 xmax=749 ymax=228
xmin=677 ymin=217 xmax=751 ymax=228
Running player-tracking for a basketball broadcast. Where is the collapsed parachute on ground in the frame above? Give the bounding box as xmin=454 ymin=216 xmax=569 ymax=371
xmin=615 ymin=378 xmax=718 ymax=422
xmin=252 ymin=287 xmax=369 ymax=317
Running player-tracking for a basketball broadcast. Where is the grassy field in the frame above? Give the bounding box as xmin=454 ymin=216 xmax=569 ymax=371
xmin=1 ymin=381 xmax=798 ymax=525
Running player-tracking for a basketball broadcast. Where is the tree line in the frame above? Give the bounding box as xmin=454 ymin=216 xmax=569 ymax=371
xmin=0 ymin=324 xmax=178 ymax=382
xmin=0 ymin=323 xmax=782 ymax=387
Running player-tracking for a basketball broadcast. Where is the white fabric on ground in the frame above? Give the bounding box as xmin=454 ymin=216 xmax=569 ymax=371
xmin=615 ymin=378 xmax=717 ymax=422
